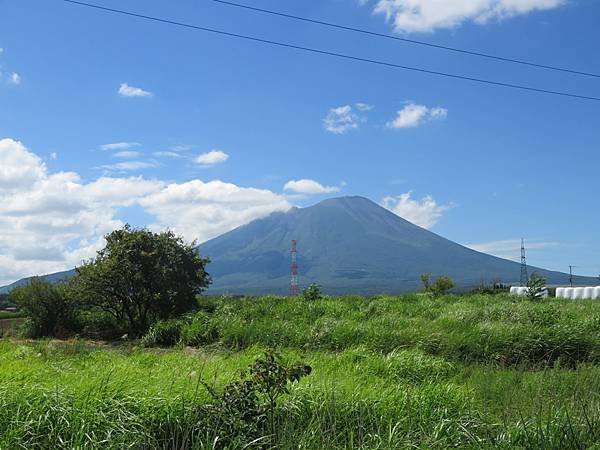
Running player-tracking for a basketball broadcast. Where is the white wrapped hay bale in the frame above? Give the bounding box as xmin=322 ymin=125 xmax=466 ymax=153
xmin=594 ymin=287 xmax=600 ymax=300
xmin=563 ymin=288 xmax=575 ymax=300
xmin=583 ymin=287 xmax=595 ymax=300
xmin=573 ymin=287 xmax=585 ymax=300
xmin=555 ymin=287 xmax=566 ymax=299
xmin=510 ymin=286 xmax=519 ymax=295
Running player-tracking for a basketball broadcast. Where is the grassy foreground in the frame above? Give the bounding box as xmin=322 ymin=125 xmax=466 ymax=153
xmin=2 ymin=293 xmax=600 ymax=449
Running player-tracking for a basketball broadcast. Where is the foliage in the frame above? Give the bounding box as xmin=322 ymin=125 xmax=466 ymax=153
xmin=9 ymin=278 xmax=79 ymax=338
xmin=0 ymin=294 xmax=16 ymax=310
xmin=141 ymin=318 xmax=185 ymax=347
xmin=302 ymin=283 xmax=323 ymax=301
xmin=70 ymin=225 xmax=211 ymax=337
xmin=421 ymin=273 xmax=455 ymax=297
xmin=180 ymin=312 xmax=219 ymax=347
xmin=527 ymin=273 xmax=547 ymax=301
xmin=200 ymin=350 xmax=311 ymax=446
xmin=420 ymin=273 xmax=432 ymax=291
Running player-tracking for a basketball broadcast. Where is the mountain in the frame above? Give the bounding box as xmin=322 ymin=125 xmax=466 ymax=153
xmin=1 ymin=196 xmax=595 ymax=295
xmin=199 ymin=196 xmax=594 ymax=294
xmin=0 ymin=269 xmax=76 ymax=295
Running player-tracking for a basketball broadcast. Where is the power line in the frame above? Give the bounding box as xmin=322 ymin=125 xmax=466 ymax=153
xmin=214 ymin=0 xmax=600 ymax=80
xmin=61 ymin=0 xmax=600 ymax=102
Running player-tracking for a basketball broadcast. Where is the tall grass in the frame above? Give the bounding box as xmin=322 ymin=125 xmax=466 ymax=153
xmin=2 ymin=293 xmax=600 ymax=448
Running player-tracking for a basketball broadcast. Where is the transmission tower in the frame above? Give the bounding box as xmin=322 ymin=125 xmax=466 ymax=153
xmin=290 ymin=240 xmax=299 ymax=296
xmin=520 ymin=238 xmax=528 ymax=286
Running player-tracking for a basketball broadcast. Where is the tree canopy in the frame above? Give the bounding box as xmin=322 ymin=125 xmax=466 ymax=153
xmin=71 ymin=225 xmax=211 ymax=336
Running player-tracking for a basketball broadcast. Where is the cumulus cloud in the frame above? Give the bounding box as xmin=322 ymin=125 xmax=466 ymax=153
xmin=195 ymin=150 xmax=230 ymax=167
xmin=140 ymin=180 xmax=291 ymax=243
xmin=386 ymin=103 xmax=447 ymax=129
xmin=323 ymin=103 xmax=372 ymax=134
xmin=0 ymin=139 xmax=291 ymax=286
xmin=382 ymin=192 xmax=451 ymax=229
xmin=466 ymin=239 xmax=558 ymax=261
xmin=371 ymin=0 xmax=566 ymax=33
xmin=284 ymin=179 xmax=341 ymax=195
xmin=118 ymin=83 xmax=152 ymax=98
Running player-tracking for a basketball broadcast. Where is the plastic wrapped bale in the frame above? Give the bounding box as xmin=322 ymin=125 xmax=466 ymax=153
xmin=520 ymin=287 xmax=530 ymax=296
xmin=556 ymin=287 xmax=566 ymax=299
xmin=584 ymin=287 xmax=595 ymax=300
xmin=510 ymin=286 xmax=519 ymax=295
xmin=594 ymin=287 xmax=600 ymax=300
xmin=573 ymin=287 xmax=585 ymax=300
xmin=563 ymin=288 xmax=575 ymax=300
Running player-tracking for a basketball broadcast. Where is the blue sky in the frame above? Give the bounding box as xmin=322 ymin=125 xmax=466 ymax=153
xmin=0 ymin=0 xmax=599 ymax=285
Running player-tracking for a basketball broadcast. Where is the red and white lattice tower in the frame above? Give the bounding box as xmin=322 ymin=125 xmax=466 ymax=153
xmin=290 ymin=240 xmax=299 ymax=296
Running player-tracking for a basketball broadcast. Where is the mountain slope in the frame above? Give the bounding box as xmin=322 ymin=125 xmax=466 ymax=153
xmin=199 ymin=196 xmax=591 ymax=294
xmin=1 ymin=196 xmax=595 ymax=295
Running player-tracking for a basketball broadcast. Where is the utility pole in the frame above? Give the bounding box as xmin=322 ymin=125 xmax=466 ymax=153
xmin=520 ymin=238 xmax=528 ymax=287
xmin=569 ymin=265 xmax=577 ymax=287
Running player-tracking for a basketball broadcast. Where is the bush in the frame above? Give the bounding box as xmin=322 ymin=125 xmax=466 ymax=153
xmin=527 ymin=273 xmax=547 ymax=301
xmin=181 ymin=312 xmax=219 ymax=346
xmin=421 ymin=274 xmax=455 ymax=297
xmin=141 ymin=319 xmax=184 ymax=347
xmin=9 ymin=278 xmax=79 ymax=338
xmin=302 ymin=284 xmax=323 ymax=301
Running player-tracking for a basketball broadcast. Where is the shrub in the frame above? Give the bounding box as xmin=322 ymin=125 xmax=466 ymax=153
xmin=141 ymin=319 xmax=184 ymax=347
xmin=302 ymin=284 xmax=323 ymax=301
xmin=180 ymin=312 xmax=219 ymax=346
xmin=9 ymin=278 xmax=79 ymax=338
xmin=421 ymin=274 xmax=455 ymax=297
xmin=527 ymin=273 xmax=547 ymax=301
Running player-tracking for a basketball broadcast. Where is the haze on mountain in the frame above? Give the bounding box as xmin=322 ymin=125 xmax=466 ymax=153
xmin=1 ymin=196 xmax=593 ymax=295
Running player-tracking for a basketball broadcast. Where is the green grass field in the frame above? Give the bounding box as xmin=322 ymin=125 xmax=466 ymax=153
xmin=2 ymin=293 xmax=600 ymax=449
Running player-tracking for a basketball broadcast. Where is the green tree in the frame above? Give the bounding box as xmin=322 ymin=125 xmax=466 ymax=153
xmin=71 ymin=225 xmax=211 ymax=337
xmin=430 ymin=276 xmax=455 ymax=297
xmin=10 ymin=278 xmax=78 ymax=338
xmin=420 ymin=273 xmax=432 ymax=291
xmin=527 ymin=273 xmax=547 ymax=301
xmin=302 ymin=283 xmax=322 ymax=301
xmin=421 ymin=274 xmax=455 ymax=297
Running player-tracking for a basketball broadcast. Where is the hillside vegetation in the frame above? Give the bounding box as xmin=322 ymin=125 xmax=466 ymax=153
xmin=2 ymin=293 xmax=600 ymax=449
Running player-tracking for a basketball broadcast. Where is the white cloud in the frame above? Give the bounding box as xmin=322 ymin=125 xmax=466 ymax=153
xmin=382 ymin=192 xmax=451 ymax=228
xmin=284 ymin=179 xmax=341 ymax=195
xmin=154 ymin=151 xmax=184 ymax=158
xmin=118 ymin=83 xmax=152 ymax=98
xmin=113 ymin=151 xmax=143 ymax=159
xmin=8 ymin=72 xmax=20 ymax=85
xmin=101 ymin=142 xmax=141 ymax=151
xmin=49 ymin=152 xmax=58 ymax=160
xmin=195 ymin=150 xmax=230 ymax=166
xmin=466 ymin=239 xmax=558 ymax=261
xmin=323 ymin=103 xmax=372 ymax=134
xmin=386 ymin=103 xmax=447 ymax=129
xmin=0 ymin=139 xmax=291 ymax=286
xmin=100 ymin=160 xmax=159 ymax=172
xmin=139 ymin=180 xmax=291 ymax=243
xmin=372 ymin=0 xmax=566 ymax=33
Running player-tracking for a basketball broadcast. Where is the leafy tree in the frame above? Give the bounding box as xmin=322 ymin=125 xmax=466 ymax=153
xmin=302 ymin=283 xmax=322 ymax=301
xmin=430 ymin=276 xmax=455 ymax=297
xmin=421 ymin=273 xmax=455 ymax=297
xmin=527 ymin=273 xmax=547 ymax=301
xmin=420 ymin=273 xmax=432 ymax=291
xmin=71 ymin=225 xmax=211 ymax=337
xmin=9 ymin=278 xmax=79 ymax=338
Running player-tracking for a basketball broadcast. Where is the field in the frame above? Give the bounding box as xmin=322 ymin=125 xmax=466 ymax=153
xmin=2 ymin=293 xmax=600 ymax=449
